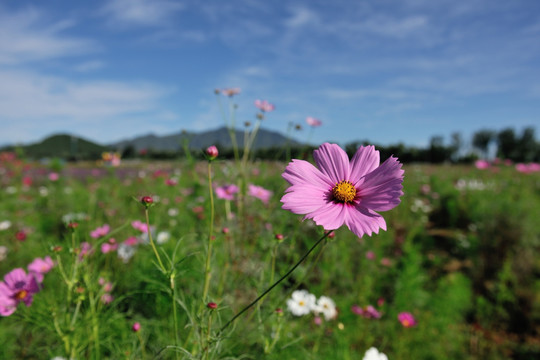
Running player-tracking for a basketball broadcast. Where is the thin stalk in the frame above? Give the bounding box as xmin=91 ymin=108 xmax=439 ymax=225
xmin=200 ymin=161 xmax=216 ymax=310
xmin=171 ymin=273 xmax=180 ymax=360
xmin=145 ymin=208 xmax=166 ymax=273
xmin=219 ymin=230 xmax=333 ymax=334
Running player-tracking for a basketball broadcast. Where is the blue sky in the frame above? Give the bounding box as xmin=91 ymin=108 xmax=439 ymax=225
xmin=1 ymin=0 xmax=539 ymax=148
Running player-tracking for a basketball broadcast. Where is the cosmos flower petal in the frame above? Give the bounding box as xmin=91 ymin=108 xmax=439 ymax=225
xmin=309 ymin=202 xmax=348 ymax=230
xmin=358 ymin=156 xmax=404 ymax=211
xmin=349 ymin=145 xmax=380 ymax=183
xmin=282 ymin=159 xmax=333 ymax=188
xmin=3 ymin=268 xmax=27 ymax=289
xmin=313 ymin=143 xmax=350 ymax=184
xmin=281 ymin=184 xmax=329 ymax=214
xmin=345 ymin=206 xmax=387 ymax=238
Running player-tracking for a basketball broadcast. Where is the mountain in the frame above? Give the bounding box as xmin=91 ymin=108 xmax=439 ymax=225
xmin=0 ymin=127 xmax=301 ymax=159
xmin=109 ymin=126 xmax=300 ymax=152
xmin=3 ymin=134 xmax=108 ymax=159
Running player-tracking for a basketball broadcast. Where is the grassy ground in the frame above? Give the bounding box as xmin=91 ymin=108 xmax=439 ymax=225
xmin=0 ymin=156 xmax=539 ymax=359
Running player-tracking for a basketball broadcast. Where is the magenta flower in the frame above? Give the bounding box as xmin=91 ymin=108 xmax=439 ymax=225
xmin=90 ymin=224 xmax=110 ymax=239
xmin=221 ymin=88 xmax=241 ymax=97
xmin=27 ymin=256 xmax=54 ymax=283
xmin=215 ymin=184 xmax=239 ymax=200
xmin=205 ymin=145 xmax=219 ymax=160
xmin=306 ymin=117 xmax=322 ymax=127
xmin=281 ymin=143 xmax=404 ymax=238
xmin=254 ymin=99 xmax=275 ymax=112
xmin=398 ymin=312 xmax=417 ymax=327
xmin=131 ymin=220 xmax=149 ymax=233
xmin=0 ymin=268 xmax=40 ymax=316
xmin=248 ymin=184 xmax=273 ymax=204
xmin=475 ymin=160 xmax=490 ymax=169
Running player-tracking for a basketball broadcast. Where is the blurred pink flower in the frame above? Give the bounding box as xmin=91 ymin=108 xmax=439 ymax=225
xmin=27 ymin=256 xmax=54 ymax=283
xmin=101 ymin=293 xmax=114 ymax=305
xmin=78 ymin=242 xmax=93 ymax=260
xmin=398 ymin=312 xmax=417 ymax=327
xmin=281 ymin=143 xmax=404 ymax=238
xmin=221 ymin=88 xmax=241 ymax=96
xmin=205 ymin=145 xmax=218 ymax=160
xmin=124 ymin=237 xmax=139 ymax=246
xmin=306 ymin=117 xmax=322 ymax=127
xmin=516 ymin=162 xmax=540 ymax=174
xmin=132 ymin=322 xmax=141 ymax=332
xmin=0 ymin=268 xmax=40 ymax=316
xmin=474 ymin=160 xmax=490 ymax=169
xmin=101 ymin=239 xmax=118 ymax=254
xmin=254 ymin=99 xmax=275 ymax=112
xmin=131 ymin=220 xmax=149 ymax=233
xmin=90 ymin=224 xmax=110 ymax=238
xmin=48 ymin=172 xmax=60 ymax=181
xmin=248 ymin=184 xmax=273 ymax=204
xmin=365 ymin=251 xmax=375 ymax=260
xmin=352 ymin=304 xmax=381 ymax=319
xmin=215 ymin=184 xmax=239 ymax=200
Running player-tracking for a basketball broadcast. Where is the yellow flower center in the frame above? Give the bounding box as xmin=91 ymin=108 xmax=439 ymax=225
xmin=332 ymin=180 xmax=356 ymax=203
xmin=15 ymin=290 xmax=28 ymax=301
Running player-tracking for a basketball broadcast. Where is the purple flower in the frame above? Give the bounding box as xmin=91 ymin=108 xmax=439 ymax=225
xmin=281 ymin=143 xmax=404 ymax=238
xmin=90 ymin=224 xmax=110 ymax=239
xmin=0 ymin=268 xmax=40 ymax=316
xmin=398 ymin=311 xmax=417 ymax=327
xmin=248 ymin=184 xmax=273 ymax=204
xmin=27 ymin=256 xmax=54 ymax=283
xmin=215 ymin=184 xmax=239 ymax=200
xmin=254 ymin=99 xmax=275 ymax=112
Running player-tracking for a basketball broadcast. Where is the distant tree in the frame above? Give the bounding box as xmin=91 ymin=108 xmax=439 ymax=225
xmin=472 ymin=129 xmax=495 ymax=159
xmin=429 ymin=135 xmax=447 ymax=163
xmin=450 ymin=132 xmax=463 ymax=162
xmin=517 ymin=127 xmax=537 ymax=162
xmin=497 ymin=128 xmax=518 ymax=161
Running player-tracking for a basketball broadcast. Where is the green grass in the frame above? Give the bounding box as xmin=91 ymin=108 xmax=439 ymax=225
xmin=0 ymin=157 xmax=539 ymax=359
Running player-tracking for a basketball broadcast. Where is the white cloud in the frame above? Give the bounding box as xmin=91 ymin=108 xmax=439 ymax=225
xmin=0 ymin=7 xmax=96 ymax=65
xmin=73 ymin=60 xmax=106 ymax=72
xmin=100 ymin=0 xmax=185 ymax=27
xmin=0 ymin=70 xmax=174 ymax=144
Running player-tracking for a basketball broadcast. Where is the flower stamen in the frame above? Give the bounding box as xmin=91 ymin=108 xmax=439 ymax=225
xmin=332 ymin=180 xmax=356 ymax=203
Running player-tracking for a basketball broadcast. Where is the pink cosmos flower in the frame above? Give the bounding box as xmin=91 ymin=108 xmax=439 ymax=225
xmin=101 ymin=239 xmax=118 ymax=254
xmin=0 ymin=268 xmax=40 ymax=316
xmin=131 ymin=220 xmax=149 ymax=233
xmin=48 ymin=172 xmax=59 ymax=181
xmin=27 ymin=256 xmax=54 ymax=283
xmin=475 ymin=160 xmax=490 ymax=169
xmin=306 ymin=117 xmax=322 ymax=127
xmin=398 ymin=312 xmax=417 ymax=327
xmin=248 ymin=184 xmax=273 ymax=204
xmin=221 ymin=88 xmax=241 ymax=97
xmin=281 ymin=143 xmax=404 ymax=238
xmin=90 ymin=224 xmax=110 ymax=238
xmin=78 ymin=242 xmax=93 ymax=260
xmin=254 ymin=99 xmax=275 ymax=112
xmin=215 ymin=184 xmax=239 ymax=200
xmin=124 ymin=236 xmax=139 ymax=246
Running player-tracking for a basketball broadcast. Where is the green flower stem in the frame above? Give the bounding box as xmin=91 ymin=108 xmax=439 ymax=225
xmin=144 ymin=208 xmax=166 ymax=274
xmin=136 ymin=331 xmax=147 ymax=360
xmin=219 ymin=230 xmax=333 ymax=334
xmin=201 ymin=161 xmax=216 ymax=310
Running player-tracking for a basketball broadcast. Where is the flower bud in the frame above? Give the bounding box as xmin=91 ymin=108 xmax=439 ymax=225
xmin=141 ymin=196 xmax=153 ymax=207
xmin=207 ymin=302 xmax=217 ymax=309
xmin=205 ymin=146 xmax=218 ymax=160
xmin=132 ymin=322 xmax=141 ymax=332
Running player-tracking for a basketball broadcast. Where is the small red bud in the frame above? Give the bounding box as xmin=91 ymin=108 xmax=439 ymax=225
xmin=222 ymin=227 xmax=230 ymax=234
xmin=207 ymin=302 xmax=217 ymax=309
xmin=275 ymin=234 xmax=284 ymax=241
xmin=141 ymin=196 xmax=153 ymax=206
xmin=132 ymin=322 xmax=141 ymax=332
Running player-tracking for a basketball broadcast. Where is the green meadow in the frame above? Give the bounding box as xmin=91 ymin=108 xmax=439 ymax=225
xmin=0 ymin=153 xmax=539 ymax=360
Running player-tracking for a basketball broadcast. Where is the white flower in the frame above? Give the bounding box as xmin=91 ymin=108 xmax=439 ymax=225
xmin=287 ymin=290 xmax=316 ymax=316
xmin=363 ymin=347 xmax=388 ymax=360
xmin=0 ymin=245 xmax=8 ymax=261
xmin=168 ymin=208 xmax=179 ymax=217
xmin=156 ymin=231 xmax=170 ymax=244
xmin=314 ymin=295 xmax=337 ymax=320
xmin=0 ymin=220 xmax=12 ymax=231
xmin=117 ymin=243 xmax=135 ymax=263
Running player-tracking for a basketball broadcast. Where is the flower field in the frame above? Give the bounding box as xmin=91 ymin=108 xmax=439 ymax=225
xmin=0 ymin=148 xmax=539 ymax=360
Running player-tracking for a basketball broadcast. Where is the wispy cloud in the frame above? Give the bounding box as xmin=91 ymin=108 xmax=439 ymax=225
xmin=100 ymin=0 xmax=185 ymax=28
xmin=0 ymin=6 xmax=96 ymax=65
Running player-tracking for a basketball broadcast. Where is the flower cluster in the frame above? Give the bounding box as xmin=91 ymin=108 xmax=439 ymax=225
xmin=286 ymin=289 xmax=337 ymax=321
xmin=0 ymin=256 xmax=54 ymax=316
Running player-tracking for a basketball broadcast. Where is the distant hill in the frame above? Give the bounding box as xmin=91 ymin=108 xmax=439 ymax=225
xmin=110 ymin=126 xmax=300 ymax=152
xmin=0 ymin=127 xmax=301 ymax=159
xmin=2 ymin=134 xmax=108 ymax=159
